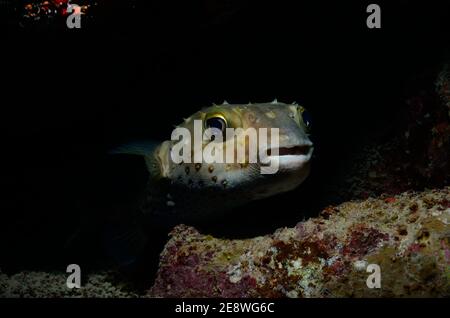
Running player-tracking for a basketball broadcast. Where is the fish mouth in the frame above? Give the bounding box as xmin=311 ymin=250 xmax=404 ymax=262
xmin=263 ymin=144 xmax=314 ymax=172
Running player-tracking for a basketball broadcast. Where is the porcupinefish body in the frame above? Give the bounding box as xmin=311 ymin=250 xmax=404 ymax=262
xmin=114 ymin=101 xmax=314 ymax=225
xmin=107 ymin=101 xmax=313 ymax=265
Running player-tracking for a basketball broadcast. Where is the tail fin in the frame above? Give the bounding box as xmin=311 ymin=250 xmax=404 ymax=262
xmin=110 ymin=141 xmax=163 ymax=179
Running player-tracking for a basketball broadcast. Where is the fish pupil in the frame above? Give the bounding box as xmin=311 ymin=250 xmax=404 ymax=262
xmin=206 ymin=117 xmax=226 ymax=133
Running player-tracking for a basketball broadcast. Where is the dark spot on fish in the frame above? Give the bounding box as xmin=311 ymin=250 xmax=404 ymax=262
xmin=212 ymin=176 xmax=217 ymax=183
xmin=247 ymin=112 xmax=256 ymax=123
xmin=188 ymin=179 xmax=193 ymax=186
xmin=179 ymin=161 xmax=184 ymax=165
xmin=198 ymin=180 xmax=204 ymax=187
xmin=185 ymin=166 xmax=190 ymax=175
xmin=208 ymin=165 xmax=214 ymax=173
xmin=195 ymin=163 xmax=202 ymax=171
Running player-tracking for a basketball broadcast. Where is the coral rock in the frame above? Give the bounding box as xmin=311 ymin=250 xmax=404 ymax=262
xmin=149 ymin=187 xmax=450 ymax=297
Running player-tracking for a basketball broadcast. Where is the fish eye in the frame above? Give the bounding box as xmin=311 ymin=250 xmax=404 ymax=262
xmin=204 ymin=114 xmax=227 ymax=140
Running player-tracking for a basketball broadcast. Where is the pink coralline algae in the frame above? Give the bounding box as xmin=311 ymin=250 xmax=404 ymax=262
xmin=343 ymin=225 xmax=390 ymax=258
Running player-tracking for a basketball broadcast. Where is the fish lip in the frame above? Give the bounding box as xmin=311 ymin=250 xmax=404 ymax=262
xmin=262 ymin=144 xmax=314 ymax=171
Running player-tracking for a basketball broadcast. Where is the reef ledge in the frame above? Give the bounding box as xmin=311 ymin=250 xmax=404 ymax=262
xmin=149 ymin=187 xmax=450 ymax=298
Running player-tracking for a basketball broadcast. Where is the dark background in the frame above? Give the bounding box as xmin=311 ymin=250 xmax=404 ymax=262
xmin=1 ymin=1 xmax=449 ymax=279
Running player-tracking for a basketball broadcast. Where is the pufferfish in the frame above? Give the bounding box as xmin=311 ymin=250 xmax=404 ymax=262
xmin=114 ymin=100 xmax=314 ymax=226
